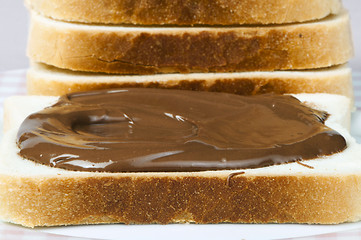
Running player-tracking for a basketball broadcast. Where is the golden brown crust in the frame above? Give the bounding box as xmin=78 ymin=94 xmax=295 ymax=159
xmin=27 ymin=64 xmax=353 ymax=98
xmin=25 ymin=0 xmax=342 ymax=25
xmin=27 ymin=11 xmax=353 ymax=75
xmin=1 ymin=173 xmax=360 ymax=227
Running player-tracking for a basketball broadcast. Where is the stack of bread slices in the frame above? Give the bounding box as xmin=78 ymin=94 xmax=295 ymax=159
xmin=1 ymin=0 xmax=360 ymax=228
xmin=25 ymin=0 xmax=353 ymax=97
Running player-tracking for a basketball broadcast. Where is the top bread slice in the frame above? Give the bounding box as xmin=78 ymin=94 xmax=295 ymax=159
xmin=27 ymin=10 xmax=353 ymax=75
xmin=1 ymin=93 xmax=360 ymax=227
xmin=25 ymin=0 xmax=342 ymax=25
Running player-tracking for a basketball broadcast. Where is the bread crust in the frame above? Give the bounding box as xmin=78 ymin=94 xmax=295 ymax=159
xmin=27 ymin=63 xmax=353 ymax=98
xmin=25 ymin=0 xmax=342 ymax=25
xmin=27 ymin=11 xmax=353 ymax=75
xmin=1 ymin=173 xmax=360 ymax=227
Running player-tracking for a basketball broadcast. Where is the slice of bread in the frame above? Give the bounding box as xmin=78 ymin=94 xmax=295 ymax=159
xmin=27 ymin=10 xmax=353 ymax=74
xmin=1 ymin=93 xmax=359 ymax=227
xmin=27 ymin=63 xmax=353 ymax=97
xmin=25 ymin=0 xmax=342 ymax=25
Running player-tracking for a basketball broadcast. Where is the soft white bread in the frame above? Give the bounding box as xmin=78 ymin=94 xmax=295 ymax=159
xmin=1 ymin=93 xmax=360 ymax=227
xmin=25 ymin=0 xmax=342 ymax=25
xmin=27 ymin=63 xmax=353 ymax=98
xmin=27 ymin=10 xmax=353 ymax=74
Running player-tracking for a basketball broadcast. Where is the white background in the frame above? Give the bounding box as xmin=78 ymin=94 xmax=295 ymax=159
xmin=0 ymin=0 xmax=360 ymax=71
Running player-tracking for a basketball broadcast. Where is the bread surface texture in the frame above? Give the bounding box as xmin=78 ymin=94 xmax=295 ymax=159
xmin=25 ymin=0 xmax=342 ymax=25
xmin=27 ymin=63 xmax=353 ymax=98
xmin=1 ymin=94 xmax=360 ymax=227
xmin=27 ymin=11 xmax=353 ymax=74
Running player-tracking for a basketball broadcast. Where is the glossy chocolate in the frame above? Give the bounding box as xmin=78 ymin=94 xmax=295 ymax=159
xmin=17 ymin=89 xmax=346 ymax=172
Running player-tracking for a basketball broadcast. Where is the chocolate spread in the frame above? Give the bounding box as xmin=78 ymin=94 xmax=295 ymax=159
xmin=17 ymin=89 xmax=346 ymax=172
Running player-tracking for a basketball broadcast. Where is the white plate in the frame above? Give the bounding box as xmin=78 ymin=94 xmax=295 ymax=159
xmin=37 ymin=221 xmax=361 ymax=240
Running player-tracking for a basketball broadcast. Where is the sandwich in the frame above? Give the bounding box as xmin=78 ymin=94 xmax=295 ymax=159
xmin=4 ymin=0 xmax=355 ymax=228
